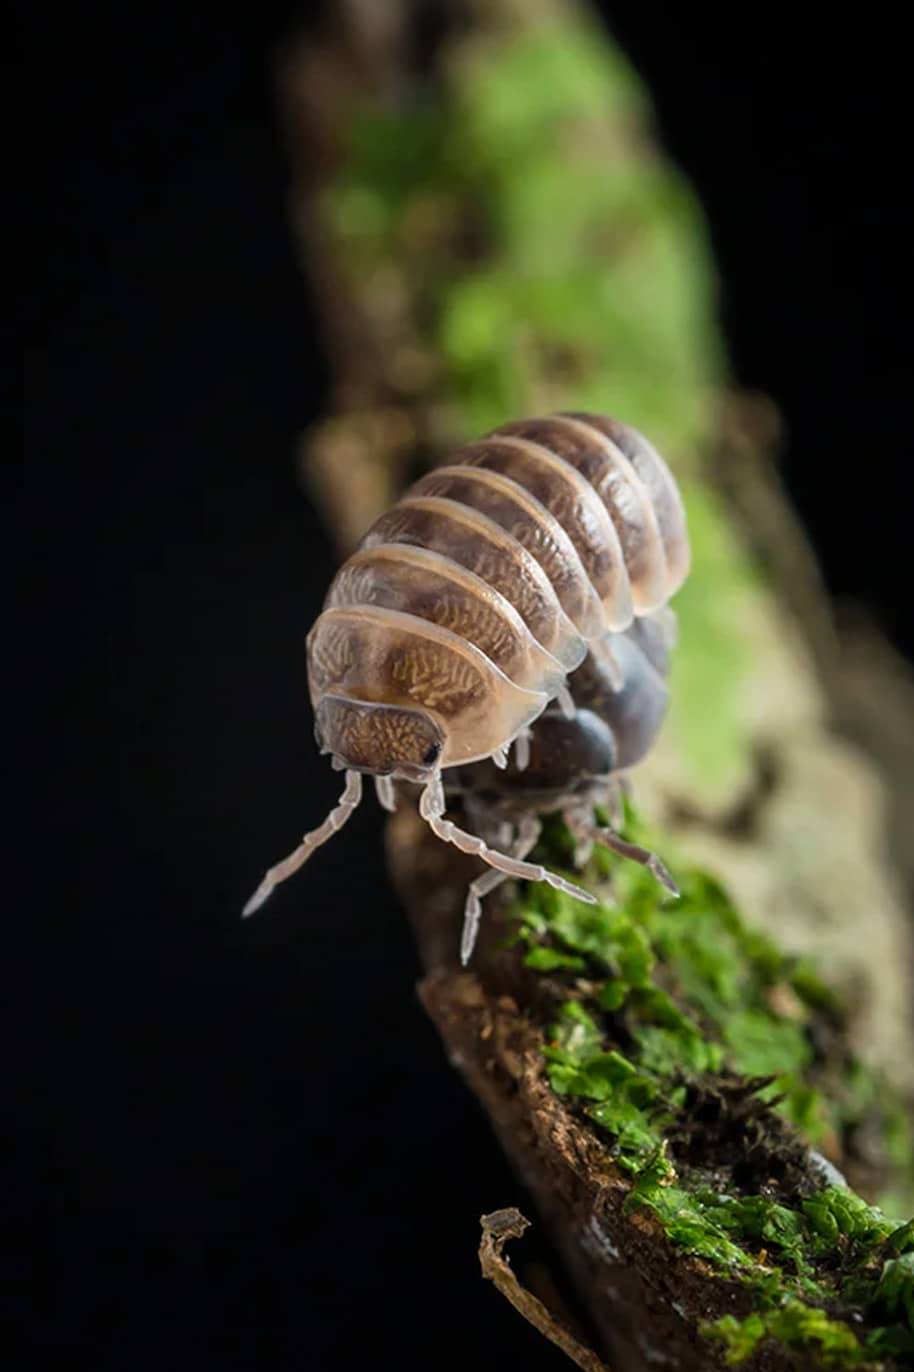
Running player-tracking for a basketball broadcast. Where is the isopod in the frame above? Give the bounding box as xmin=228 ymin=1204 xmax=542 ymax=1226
xmin=243 ymin=413 xmax=689 ymax=961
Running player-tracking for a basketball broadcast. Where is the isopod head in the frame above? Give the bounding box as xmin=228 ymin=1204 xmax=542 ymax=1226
xmin=314 ymin=692 xmax=444 ymax=782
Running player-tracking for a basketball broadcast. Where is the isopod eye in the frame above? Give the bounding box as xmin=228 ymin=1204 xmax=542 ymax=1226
xmin=422 ymin=742 xmax=441 ymax=767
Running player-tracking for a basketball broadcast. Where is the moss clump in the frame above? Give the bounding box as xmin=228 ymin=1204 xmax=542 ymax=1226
xmin=511 ymin=808 xmax=913 ymax=1367
xmin=707 ymin=1285 xmax=914 ymax=1368
xmin=522 ymin=809 xmax=914 ymax=1186
xmin=706 ymin=1303 xmax=879 ymax=1368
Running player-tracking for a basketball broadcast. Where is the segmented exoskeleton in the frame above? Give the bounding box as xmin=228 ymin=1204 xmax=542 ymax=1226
xmin=243 ymin=413 xmax=689 ymax=961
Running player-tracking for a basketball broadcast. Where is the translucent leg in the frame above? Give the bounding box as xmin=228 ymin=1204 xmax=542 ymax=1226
xmin=419 ymin=775 xmax=596 ymax=926
xmin=513 ymin=728 xmax=532 ymax=772
xmin=242 ymin=770 xmax=363 ymax=917
xmin=492 ymin=745 xmax=509 ymax=770
xmin=572 ymin=835 xmax=594 ymax=867
xmin=604 ymin=779 xmax=624 ymax=828
xmin=555 ymin=684 xmax=576 ymax=719
xmin=461 ymin=815 xmax=542 ymax=965
xmin=374 ymin=774 xmax=397 ymax=813
xmin=563 ymin=807 xmax=678 ymax=896
xmin=494 ymin=818 xmax=513 ymax=849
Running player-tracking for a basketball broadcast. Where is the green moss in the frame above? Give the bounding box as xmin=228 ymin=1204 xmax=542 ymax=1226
xmin=507 ymin=807 xmax=914 ymax=1366
xmin=520 ymin=806 xmax=914 ymax=1179
xmin=886 ymin=1222 xmax=914 ymax=1257
xmin=801 ymin=1189 xmax=901 ymax=1252
xmin=874 ymin=1254 xmax=914 ymax=1327
xmin=544 ymin=1002 xmax=669 ymax=1160
xmin=624 ymin=1170 xmax=757 ymax=1270
xmin=440 ymin=21 xmax=723 ymax=442
xmin=706 ymin=1303 xmax=873 ymax=1368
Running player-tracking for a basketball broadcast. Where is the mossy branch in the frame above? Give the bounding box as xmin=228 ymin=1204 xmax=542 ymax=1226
xmin=387 ymin=801 xmax=913 ymax=1371
xmin=280 ymin=2 xmax=914 ymax=1367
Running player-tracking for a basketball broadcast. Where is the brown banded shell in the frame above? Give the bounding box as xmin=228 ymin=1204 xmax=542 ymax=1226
xmin=307 ymin=606 xmax=548 ymax=767
xmin=310 ymin=412 xmax=690 ymax=772
xmin=325 ymin=544 xmax=566 ymax=697
xmin=493 ymin=415 xmax=670 ymax=612
xmin=560 ymin=412 xmax=690 ymax=597
xmin=358 ymin=493 xmax=586 ymax=672
xmin=408 ymin=464 xmax=606 ymax=640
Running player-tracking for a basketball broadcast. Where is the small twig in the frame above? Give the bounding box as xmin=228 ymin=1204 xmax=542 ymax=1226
xmin=478 ymin=1209 xmax=613 ymax=1372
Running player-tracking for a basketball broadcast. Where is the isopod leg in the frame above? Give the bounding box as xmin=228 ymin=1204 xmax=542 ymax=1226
xmin=566 ymin=782 xmax=622 ymax=866
xmin=374 ymin=774 xmax=397 ymax=813
xmin=461 ymin=814 xmax=542 ymax=965
xmin=563 ymin=806 xmax=678 ymax=896
xmin=555 ymin=684 xmax=576 ymax=719
xmin=571 ymin=832 xmax=594 ymax=868
xmin=241 ymin=770 xmax=364 ymax=917
xmin=513 ymin=727 xmax=532 ymax=772
xmin=419 ymin=775 xmax=596 ymax=921
xmin=604 ymin=779 xmax=625 ymax=828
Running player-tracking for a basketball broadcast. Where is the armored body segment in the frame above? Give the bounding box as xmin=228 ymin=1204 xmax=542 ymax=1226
xmin=408 ymin=464 xmax=605 ymax=640
xmin=325 ymin=543 xmax=566 ymax=696
xmin=566 ymin=624 xmax=670 ymax=771
xmin=492 ymin=415 xmax=669 ymax=613
xmin=454 ymin=436 xmax=634 ymax=632
xmin=307 ymin=605 xmax=549 ymax=767
xmin=359 ymin=494 xmax=587 ymax=671
xmin=624 ymin=612 xmax=674 ymax=678
xmin=565 ymin=412 xmax=690 ymax=596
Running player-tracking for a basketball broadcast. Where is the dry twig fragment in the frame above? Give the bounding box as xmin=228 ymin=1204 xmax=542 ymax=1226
xmin=478 ymin=1209 xmax=613 ymax=1372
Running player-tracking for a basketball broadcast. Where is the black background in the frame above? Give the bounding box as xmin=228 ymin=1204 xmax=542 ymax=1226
xmin=21 ymin=3 xmax=911 ymax=1369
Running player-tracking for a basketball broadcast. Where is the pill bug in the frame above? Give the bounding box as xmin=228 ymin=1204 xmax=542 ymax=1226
xmin=243 ymin=413 xmax=689 ymax=961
